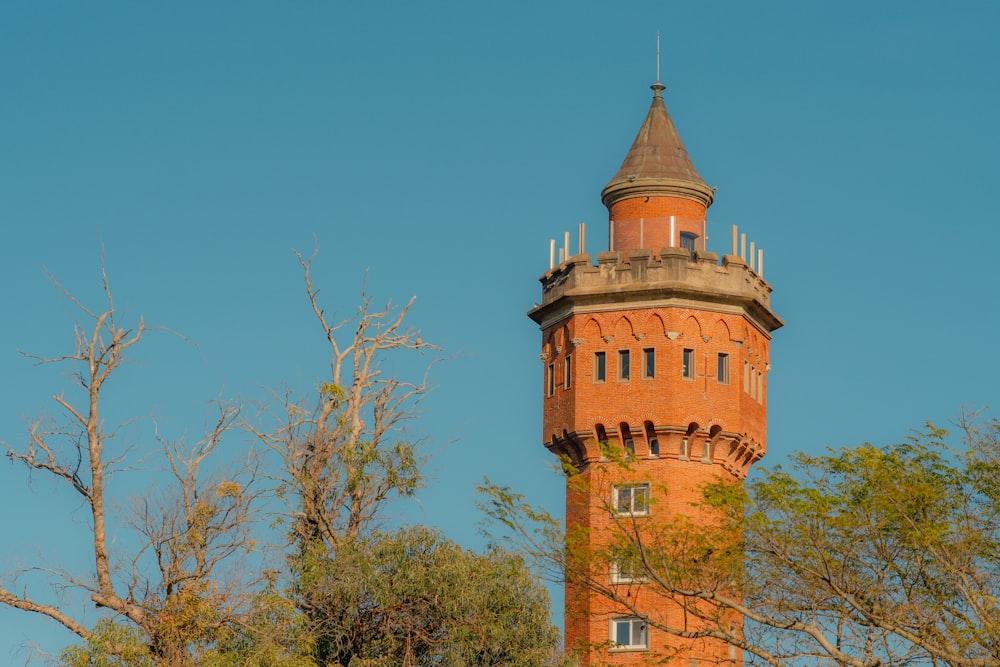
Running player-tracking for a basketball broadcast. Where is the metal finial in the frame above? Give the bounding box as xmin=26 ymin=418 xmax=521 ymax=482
xmin=651 ymin=31 xmax=666 ymax=98
xmin=656 ymin=31 xmax=661 ymax=83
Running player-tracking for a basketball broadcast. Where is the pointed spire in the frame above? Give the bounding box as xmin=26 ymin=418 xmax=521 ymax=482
xmin=601 ymin=82 xmax=714 ymax=209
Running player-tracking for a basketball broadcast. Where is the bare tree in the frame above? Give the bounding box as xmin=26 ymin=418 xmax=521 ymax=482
xmin=244 ymin=248 xmax=440 ymax=666
xmin=2 ymin=266 xmax=261 ymax=666
xmin=3 ymin=252 xmax=561 ymax=667
xmin=247 ymin=248 xmax=437 ymax=552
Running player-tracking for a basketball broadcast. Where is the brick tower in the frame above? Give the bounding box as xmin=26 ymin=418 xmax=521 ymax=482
xmin=529 ymin=81 xmax=782 ymax=665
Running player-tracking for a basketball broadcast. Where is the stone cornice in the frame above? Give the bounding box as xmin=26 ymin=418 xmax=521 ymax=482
xmin=601 ymin=177 xmax=715 ymax=209
xmin=528 ymin=247 xmax=782 ymax=335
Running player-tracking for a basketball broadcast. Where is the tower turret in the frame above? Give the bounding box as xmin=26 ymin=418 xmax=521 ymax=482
xmin=601 ymin=82 xmax=715 ymax=257
xmin=530 ymin=81 xmax=781 ymax=665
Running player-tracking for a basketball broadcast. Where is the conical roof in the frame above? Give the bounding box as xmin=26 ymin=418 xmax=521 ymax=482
xmin=601 ymin=82 xmax=714 ymax=209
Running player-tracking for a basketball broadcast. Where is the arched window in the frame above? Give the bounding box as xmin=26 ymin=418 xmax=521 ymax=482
xmin=644 ymin=421 xmax=658 ymax=457
xmin=596 ymin=423 xmax=610 ymax=460
xmin=619 ymin=422 xmax=634 ymax=458
xmin=682 ymin=422 xmax=699 ymax=461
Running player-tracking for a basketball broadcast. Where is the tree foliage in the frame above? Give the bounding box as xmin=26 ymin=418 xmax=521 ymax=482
xmin=739 ymin=417 xmax=1000 ymax=667
xmin=483 ymin=416 xmax=1000 ymax=667
xmin=2 ymin=254 xmax=561 ymax=667
xmin=295 ymin=525 xmax=559 ymax=667
xmin=245 ymin=251 xmax=559 ymax=666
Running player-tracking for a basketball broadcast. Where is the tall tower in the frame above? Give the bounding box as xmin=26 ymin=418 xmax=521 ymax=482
xmin=529 ymin=81 xmax=782 ymax=665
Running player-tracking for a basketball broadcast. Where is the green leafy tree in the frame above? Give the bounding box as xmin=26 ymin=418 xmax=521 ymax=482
xmin=736 ymin=416 xmax=1000 ymax=667
xmin=294 ymin=526 xmax=559 ymax=667
xmin=246 ymin=249 xmax=442 ymax=666
xmin=483 ymin=415 xmax=1000 ymax=667
xmin=244 ymin=251 xmax=560 ymax=666
xmin=60 ymin=619 xmax=154 ymax=667
xmin=199 ymin=592 xmax=318 ymax=667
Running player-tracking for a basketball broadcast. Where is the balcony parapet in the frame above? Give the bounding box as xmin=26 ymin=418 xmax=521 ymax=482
xmin=528 ymin=247 xmax=783 ymax=334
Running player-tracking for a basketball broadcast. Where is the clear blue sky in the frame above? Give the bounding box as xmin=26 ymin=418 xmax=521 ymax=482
xmin=2 ymin=1 xmax=999 ymax=661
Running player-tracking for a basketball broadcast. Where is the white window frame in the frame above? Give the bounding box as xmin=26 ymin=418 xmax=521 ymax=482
xmin=610 ymin=617 xmax=648 ymax=651
xmin=610 ymin=559 xmax=647 ymax=584
xmin=612 ymin=483 xmax=650 ymax=517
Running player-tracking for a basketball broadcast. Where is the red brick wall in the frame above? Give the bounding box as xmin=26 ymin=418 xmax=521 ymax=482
xmin=543 ymin=305 xmax=769 ymax=665
xmin=539 ymin=185 xmax=774 ymax=664
xmin=609 ymin=196 xmax=707 ymax=256
xmin=563 ymin=460 xmax=744 ymax=665
xmin=542 ymin=308 xmax=770 ymax=454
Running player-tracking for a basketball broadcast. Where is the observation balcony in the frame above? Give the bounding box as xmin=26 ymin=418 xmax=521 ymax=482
xmin=529 ymin=243 xmax=782 ymax=334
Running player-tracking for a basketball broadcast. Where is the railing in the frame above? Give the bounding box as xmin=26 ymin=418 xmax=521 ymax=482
xmin=546 ymin=221 xmax=767 ymax=278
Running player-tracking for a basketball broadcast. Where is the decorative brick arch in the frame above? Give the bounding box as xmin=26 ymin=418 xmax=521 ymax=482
xmin=582 ymin=317 xmax=603 ymax=342
xmin=681 ymin=314 xmax=703 ymax=340
xmin=553 ymin=325 xmax=567 ymax=351
xmin=712 ymin=318 xmax=732 ymax=343
xmin=542 ymin=328 xmax=556 ymax=358
xmin=613 ymin=315 xmax=635 ymax=340
xmin=645 ymin=312 xmax=666 ymax=338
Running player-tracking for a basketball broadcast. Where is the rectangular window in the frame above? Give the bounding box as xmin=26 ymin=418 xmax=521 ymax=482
xmin=642 ymin=348 xmax=655 ymax=378
xmin=648 ymin=437 xmax=659 ymax=457
xmin=618 ymin=350 xmax=630 ymax=380
xmin=546 ymin=363 xmax=554 ymax=397
xmin=717 ymin=353 xmax=730 ymax=384
xmin=682 ymin=348 xmax=695 ymax=379
xmin=611 ymin=617 xmax=648 ymax=651
xmin=612 ymin=483 xmax=650 ymax=517
xmin=594 ymin=352 xmax=606 ymax=383
xmin=743 ymin=360 xmax=750 ymax=393
xmin=610 ymin=559 xmax=646 ymax=584
xmin=679 ymin=438 xmax=689 ymax=461
xmin=757 ymin=371 xmax=764 ymax=404
xmin=679 ymin=231 xmax=698 ymax=254
xmin=564 ymin=354 xmax=572 ymax=389
xmin=750 ymin=365 xmax=757 ymax=399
